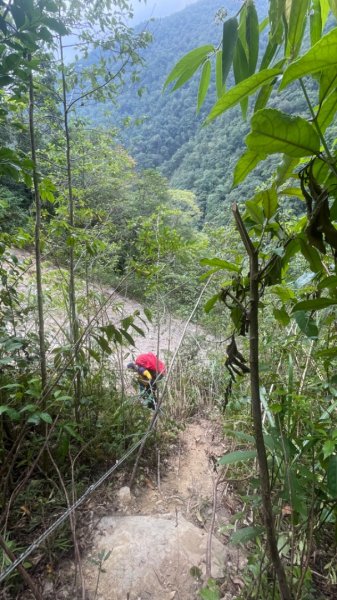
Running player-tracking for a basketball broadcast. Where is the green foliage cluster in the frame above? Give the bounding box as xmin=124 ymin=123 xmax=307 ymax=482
xmin=166 ymin=0 xmax=337 ymax=598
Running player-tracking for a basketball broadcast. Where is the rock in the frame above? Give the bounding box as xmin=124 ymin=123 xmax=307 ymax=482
xmin=116 ymin=486 xmax=132 ymax=508
xmin=84 ymin=514 xmax=230 ymax=600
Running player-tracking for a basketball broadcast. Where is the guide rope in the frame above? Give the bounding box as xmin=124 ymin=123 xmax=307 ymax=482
xmin=0 ymin=429 xmax=152 ymax=583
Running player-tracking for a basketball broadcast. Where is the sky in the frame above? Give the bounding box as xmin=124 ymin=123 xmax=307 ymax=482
xmin=131 ymin=0 xmax=199 ymax=23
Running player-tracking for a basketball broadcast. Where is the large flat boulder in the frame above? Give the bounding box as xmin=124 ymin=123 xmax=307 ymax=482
xmin=84 ymin=514 xmax=229 ymax=599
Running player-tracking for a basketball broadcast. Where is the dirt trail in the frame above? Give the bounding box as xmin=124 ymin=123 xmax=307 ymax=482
xmin=76 ymin=418 xmax=245 ymax=600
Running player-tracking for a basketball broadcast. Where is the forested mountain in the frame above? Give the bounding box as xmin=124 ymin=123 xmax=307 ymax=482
xmin=79 ymin=0 xmax=316 ymax=223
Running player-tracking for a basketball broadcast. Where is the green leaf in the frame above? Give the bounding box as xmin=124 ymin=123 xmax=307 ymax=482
xmin=232 ymin=150 xmax=265 ymax=187
xmin=281 ymin=28 xmax=337 ymax=89
xmin=245 ymin=199 xmax=264 ymax=224
xmin=260 ymin=37 xmax=278 ymax=70
xmin=329 ymin=0 xmax=337 ymax=18
xmin=293 ymin=311 xmax=319 ymax=339
xmin=317 ymin=275 xmax=337 ymax=290
xmin=164 ymin=45 xmax=214 ymax=90
xmin=221 ymin=17 xmax=238 ymax=85
xmin=218 ymin=450 xmax=257 ymax=465
xmin=246 ymin=0 xmax=259 ymax=74
xmin=292 ymin=298 xmax=337 ymax=311
xmin=270 ymin=284 xmax=295 ymax=302
xmin=275 ymin=155 xmax=300 ymax=187
xmin=40 ymin=412 xmax=53 ymax=424
xmin=319 ymin=66 xmax=337 ymax=103
xmin=317 ymin=88 xmax=337 ymax=132
xmin=204 ymin=294 xmax=220 ymax=314
xmin=200 ymin=257 xmax=241 ymax=272
xmin=206 ymin=69 xmax=282 ymax=123
xmin=287 ymin=0 xmax=309 ymax=57
xmin=311 ymin=0 xmax=322 ymax=46
xmin=279 ymin=187 xmax=304 ymax=200
xmin=230 ymin=526 xmax=262 ymax=544
xmin=299 ymin=238 xmax=323 ymax=272
xmin=215 ymin=51 xmax=223 ymax=99
xmin=197 ymin=60 xmax=211 ymax=113
xmin=323 ymin=439 xmax=336 ymax=459
xmin=233 ymin=37 xmax=249 ymax=118
xmin=246 ymin=109 xmax=321 ymax=158
xmin=273 ymin=307 xmax=291 ymax=326
xmin=327 ymin=455 xmax=337 ymax=498
xmin=259 ymin=188 xmax=278 ymax=219
xmin=120 ymin=329 xmax=135 ymax=345
xmin=95 ymin=335 xmax=112 ymax=354
xmin=269 ymin=0 xmax=286 ymax=43
xmin=143 ymin=307 xmax=152 ymax=323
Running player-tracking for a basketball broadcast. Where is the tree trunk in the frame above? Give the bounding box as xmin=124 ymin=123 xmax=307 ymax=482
xmin=232 ymin=203 xmax=292 ymax=600
xmin=28 ymin=59 xmax=47 ymax=398
xmin=59 ymin=38 xmax=81 ymax=424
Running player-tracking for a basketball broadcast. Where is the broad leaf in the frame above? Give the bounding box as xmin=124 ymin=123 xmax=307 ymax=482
xmin=292 ymin=298 xmax=337 ymax=311
xmin=164 ymin=45 xmax=214 ymax=90
xmin=204 ymin=294 xmax=220 ymax=314
xmin=246 ymin=109 xmax=320 ymax=158
xmin=197 ymin=60 xmax=211 ymax=113
xmin=222 ymin=17 xmax=238 ymax=85
xmin=245 ymin=199 xmax=264 ymax=224
xmin=293 ymin=311 xmax=319 ymax=339
xmin=200 ymin=257 xmax=241 ymax=272
xmin=281 ymin=28 xmax=337 ymax=89
xmin=273 ymin=307 xmax=291 ymax=326
xmin=259 ymin=188 xmax=278 ymax=219
xmin=299 ymin=238 xmax=323 ymax=273
xmin=206 ymin=69 xmax=282 ymax=123
xmin=219 ymin=450 xmax=257 ymax=465
xmin=232 ymin=150 xmax=265 ymax=186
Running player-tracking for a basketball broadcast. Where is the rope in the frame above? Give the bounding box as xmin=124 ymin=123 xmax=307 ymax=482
xmin=0 ymin=429 xmax=152 ymax=583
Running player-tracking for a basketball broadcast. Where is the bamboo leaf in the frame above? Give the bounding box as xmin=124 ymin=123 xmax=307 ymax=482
xmin=215 ymin=50 xmax=223 ymax=99
xmin=246 ymin=109 xmax=320 ymax=158
xmin=246 ymin=0 xmax=259 ymax=74
xmin=233 ymin=149 xmax=266 ymax=186
xmin=222 ymin=17 xmax=238 ymax=85
xmin=219 ymin=450 xmax=257 ymax=465
xmin=287 ymin=0 xmax=309 ymax=57
xmin=163 ymin=45 xmax=214 ymax=90
xmin=197 ymin=60 xmax=211 ymax=113
xmin=206 ymin=69 xmax=282 ymax=123
xmin=281 ymin=28 xmax=337 ymax=89
xmin=310 ymin=0 xmax=322 ymax=46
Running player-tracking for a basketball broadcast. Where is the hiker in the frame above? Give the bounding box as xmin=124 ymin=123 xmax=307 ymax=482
xmin=127 ymin=352 xmax=166 ymax=410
